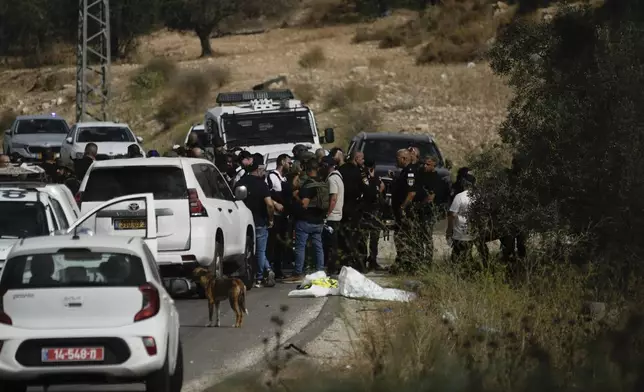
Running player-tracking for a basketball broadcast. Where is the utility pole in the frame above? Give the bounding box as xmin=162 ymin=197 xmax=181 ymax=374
xmin=75 ymin=0 xmax=111 ymax=123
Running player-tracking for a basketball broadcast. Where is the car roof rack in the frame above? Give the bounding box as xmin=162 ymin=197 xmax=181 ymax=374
xmin=0 ymin=164 xmax=47 ymax=183
xmin=0 ymin=181 xmax=48 ymax=188
xmin=216 ymin=89 xmax=294 ymax=105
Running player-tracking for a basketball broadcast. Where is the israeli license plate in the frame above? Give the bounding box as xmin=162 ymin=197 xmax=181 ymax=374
xmin=113 ymin=218 xmax=146 ymax=230
xmin=35 ymin=153 xmax=42 ymax=159
xmin=41 ymin=347 xmax=104 ymax=362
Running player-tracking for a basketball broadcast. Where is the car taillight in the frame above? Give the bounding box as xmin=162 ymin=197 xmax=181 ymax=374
xmin=188 ymin=188 xmax=208 ymax=217
xmin=134 ymin=283 xmax=160 ymax=322
xmin=0 ymin=288 xmax=12 ymax=326
xmin=75 ymin=191 xmax=83 ymax=206
xmin=141 ymin=337 xmax=157 ymax=356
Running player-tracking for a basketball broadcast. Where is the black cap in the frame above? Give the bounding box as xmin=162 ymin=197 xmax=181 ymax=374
xmin=321 ymin=156 xmax=336 ymax=167
xmin=238 ymin=150 xmax=252 ymax=160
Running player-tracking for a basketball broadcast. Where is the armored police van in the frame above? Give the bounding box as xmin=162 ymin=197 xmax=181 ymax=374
xmin=204 ymin=89 xmax=335 ymax=170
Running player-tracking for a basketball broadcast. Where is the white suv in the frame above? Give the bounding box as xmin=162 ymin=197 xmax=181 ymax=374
xmin=75 ymin=157 xmax=256 ymax=291
xmin=59 ymin=122 xmax=145 ymax=168
xmin=0 ymin=232 xmax=182 ymax=392
xmin=0 ymin=183 xmax=81 ymax=270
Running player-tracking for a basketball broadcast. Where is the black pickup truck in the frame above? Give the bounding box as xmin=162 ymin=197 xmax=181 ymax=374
xmin=346 ymin=132 xmax=453 ymax=227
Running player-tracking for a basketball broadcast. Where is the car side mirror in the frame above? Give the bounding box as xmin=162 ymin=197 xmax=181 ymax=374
xmin=444 ymin=158 xmax=453 ymax=170
xmin=136 ymin=136 xmax=144 ymax=143
xmin=234 ymin=185 xmax=248 ymax=201
xmin=65 ymin=137 xmax=73 ymax=144
xmin=5 ymin=129 xmax=12 ymax=136
xmin=323 ymin=128 xmax=335 ymax=144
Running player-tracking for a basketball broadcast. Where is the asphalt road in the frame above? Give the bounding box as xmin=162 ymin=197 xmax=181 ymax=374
xmin=26 ymin=283 xmax=327 ymax=392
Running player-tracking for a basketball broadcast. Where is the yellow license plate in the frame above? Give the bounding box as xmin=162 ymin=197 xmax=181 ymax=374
xmin=36 ymin=153 xmax=42 ymax=159
xmin=113 ymin=219 xmax=146 ymax=230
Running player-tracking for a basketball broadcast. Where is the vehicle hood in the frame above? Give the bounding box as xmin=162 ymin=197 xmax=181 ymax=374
xmin=11 ymin=134 xmax=67 ymax=147
xmin=0 ymin=238 xmax=17 ymax=265
xmin=72 ymin=141 xmax=142 ymax=155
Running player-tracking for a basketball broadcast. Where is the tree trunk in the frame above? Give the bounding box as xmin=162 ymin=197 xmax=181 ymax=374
xmin=196 ymin=27 xmax=213 ymax=57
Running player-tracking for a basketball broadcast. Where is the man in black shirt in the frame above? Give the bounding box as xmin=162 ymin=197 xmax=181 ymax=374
xmin=266 ymin=153 xmax=292 ymax=279
xmin=338 ymin=150 xmax=366 ymax=268
xmin=361 ymin=160 xmax=386 ymax=271
xmin=391 ymin=149 xmax=418 ymax=273
xmin=414 ymin=155 xmax=448 ymax=263
xmin=235 ymin=156 xmax=276 ymax=288
xmin=74 ymin=142 xmax=98 ymax=181
xmin=284 ymin=160 xmax=326 ymax=282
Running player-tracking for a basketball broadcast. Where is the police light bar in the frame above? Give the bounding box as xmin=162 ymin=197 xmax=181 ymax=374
xmin=216 ymin=90 xmax=295 ymax=104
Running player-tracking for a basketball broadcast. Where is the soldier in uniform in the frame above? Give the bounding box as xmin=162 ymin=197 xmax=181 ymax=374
xmin=390 ymin=149 xmax=418 ymax=273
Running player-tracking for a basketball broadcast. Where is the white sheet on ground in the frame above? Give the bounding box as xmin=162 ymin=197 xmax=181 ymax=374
xmin=287 ymin=267 xmax=416 ymax=302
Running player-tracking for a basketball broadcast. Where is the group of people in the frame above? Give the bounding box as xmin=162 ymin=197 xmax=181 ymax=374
xmin=222 ymin=139 xmax=484 ymax=287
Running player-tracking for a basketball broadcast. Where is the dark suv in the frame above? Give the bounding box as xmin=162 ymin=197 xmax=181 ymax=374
xmin=347 ymin=132 xmax=453 ymax=225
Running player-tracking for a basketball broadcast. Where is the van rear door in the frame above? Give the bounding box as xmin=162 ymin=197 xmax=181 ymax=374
xmin=79 ymin=165 xmax=190 ymax=251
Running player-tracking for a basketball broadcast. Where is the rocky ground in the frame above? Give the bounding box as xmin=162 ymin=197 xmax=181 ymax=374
xmin=0 ymin=11 xmax=511 ymax=166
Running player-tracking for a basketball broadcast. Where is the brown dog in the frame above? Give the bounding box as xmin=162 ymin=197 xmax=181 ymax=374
xmin=192 ymin=267 xmax=248 ymax=328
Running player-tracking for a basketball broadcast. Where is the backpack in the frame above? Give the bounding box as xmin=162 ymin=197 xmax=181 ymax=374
xmin=302 ymin=179 xmax=330 ymax=211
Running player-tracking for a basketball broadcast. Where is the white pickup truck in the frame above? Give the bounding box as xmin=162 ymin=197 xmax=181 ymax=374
xmin=202 ymin=89 xmax=335 ymax=170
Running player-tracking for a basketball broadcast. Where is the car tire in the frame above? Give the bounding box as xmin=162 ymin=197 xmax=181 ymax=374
xmin=210 ymin=239 xmax=224 ymax=279
xmin=170 ymin=341 xmax=184 ymax=392
xmin=0 ymin=380 xmax=27 ymax=392
xmin=145 ymin=342 xmax=173 ymax=392
xmin=243 ymin=232 xmax=255 ymax=291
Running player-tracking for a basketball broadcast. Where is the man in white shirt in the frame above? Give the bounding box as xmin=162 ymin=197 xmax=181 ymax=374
xmin=322 ymin=156 xmax=344 ymax=274
xmin=446 ymin=173 xmax=476 ymax=263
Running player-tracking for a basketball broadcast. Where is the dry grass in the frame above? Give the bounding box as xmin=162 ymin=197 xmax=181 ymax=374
xmin=130 ymin=57 xmax=178 ymax=97
xmin=155 ymin=69 xmax=213 ymax=130
xmin=292 ymin=83 xmax=317 ymax=103
xmin=323 ymin=81 xmax=377 ymax=111
xmin=0 ymin=108 xmax=16 ymax=130
xmin=298 ymin=46 xmax=327 ymax=69
xmin=207 ymin=65 xmax=233 ymax=89
xmin=351 ymin=0 xmax=517 ymax=64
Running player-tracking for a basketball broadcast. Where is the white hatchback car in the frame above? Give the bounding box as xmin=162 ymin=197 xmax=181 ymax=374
xmin=0 ymin=232 xmax=182 ymax=391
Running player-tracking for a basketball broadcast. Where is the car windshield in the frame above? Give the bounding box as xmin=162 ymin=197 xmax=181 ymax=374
xmin=82 ymin=166 xmax=187 ymax=201
xmin=76 ymin=127 xmax=134 ymax=143
xmin=188 ymin=129 xmax=210 ymax=146
xmin=0 ymin=251 xmax=146 ymax=289
xmin=222 ymin=111 xmax=315 ymax=147
xmin=15 ymin=119 xmax=68 ymax=135
xmin=362 ymin=139 xmax=442 ymax=166
xmin=0 ymin=201 xmax=49 ymax=239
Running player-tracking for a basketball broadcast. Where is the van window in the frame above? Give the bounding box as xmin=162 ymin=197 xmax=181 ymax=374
xmin=0 ymin=251 xmax=146 ymax=289
xmin=82 ymin=166 xmax=188 ymax=202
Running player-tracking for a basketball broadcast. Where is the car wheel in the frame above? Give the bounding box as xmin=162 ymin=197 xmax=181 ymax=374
xmin=170 ymin=341 xmax=184 ymax=392
xmin=210 ymin=239 xmax=224 ymax=279
xmin=0 ymin=380 xmax=27 ymax=392
xmin=243 ymin=232 xmax=255 ymax=291
xmin=145 ymin=344 xmax=172 ymax=392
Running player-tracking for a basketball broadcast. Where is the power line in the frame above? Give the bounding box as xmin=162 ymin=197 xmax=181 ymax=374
xmin=75 ymin=0 xmax=111 ymax=123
